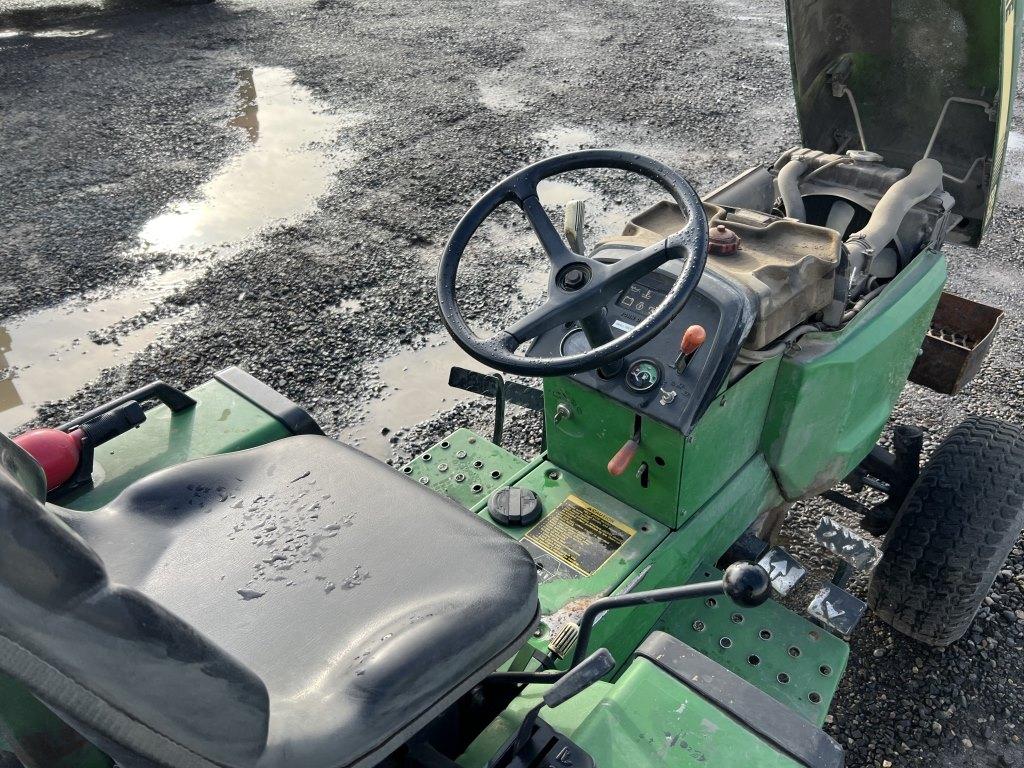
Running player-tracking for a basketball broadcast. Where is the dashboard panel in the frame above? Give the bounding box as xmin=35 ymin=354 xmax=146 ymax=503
xmin=527 ymin=257 xmax=755 ymax=435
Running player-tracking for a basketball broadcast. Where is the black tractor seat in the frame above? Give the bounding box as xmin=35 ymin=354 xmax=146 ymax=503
xmin=0 ymin=433 xmax=539 ymax=768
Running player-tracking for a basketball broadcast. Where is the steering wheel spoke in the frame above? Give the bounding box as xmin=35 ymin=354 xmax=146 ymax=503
xmin=517 ymin=193 xmax=578 ymax=269
xmin=505 ymin=287 xmax=602 ymax=345
xmin=604 ymin=234 xmax=688 ymax=291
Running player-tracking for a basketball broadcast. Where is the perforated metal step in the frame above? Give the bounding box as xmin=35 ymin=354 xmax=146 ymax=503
xmin=656 ymin=564 xmax=850 ymax=726
xmin=400 ymin=428 xmax=528 ymax=509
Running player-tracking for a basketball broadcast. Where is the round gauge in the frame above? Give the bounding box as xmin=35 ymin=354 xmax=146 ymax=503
xmin=625 ymin=359 xmax=661 ymax=392
xmin=559 ymin=328 xmax=592 ymax=356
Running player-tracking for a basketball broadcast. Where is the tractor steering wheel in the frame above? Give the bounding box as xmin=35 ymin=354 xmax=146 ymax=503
xmin=437 ymin=149 xmax=708 ymax=377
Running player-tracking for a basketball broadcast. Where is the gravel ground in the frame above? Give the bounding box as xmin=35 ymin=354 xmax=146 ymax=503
xmin=2 ymin=0 xmax=1023 ymax=766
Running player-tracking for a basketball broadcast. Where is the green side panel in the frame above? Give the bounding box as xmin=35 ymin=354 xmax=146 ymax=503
xmin=460 ymin=659 xmax=803 ymax=768
xmin=543 ymin=379 xmax=682 ymax=528
xmin=543 ymin=355 xmax=780 ymax=529
xmin=763 ymin=250 xmax=946 ymax=499
xmin=59 ymin=379 xmax=291 ymax=511
xmin=400 ymin=428 xmax=528 ymax=508
xmin=0 ymin=673 xmax=113 ymax=768
xmin=573 ymin=659 xmax=804 ymax=767
xmin=657 ymin=565 xmax=849 ymax=726
xmin=677 ymin=357 xmax=780 ymax=520
xmin=483 ymin=460 xmax=669 ymax=617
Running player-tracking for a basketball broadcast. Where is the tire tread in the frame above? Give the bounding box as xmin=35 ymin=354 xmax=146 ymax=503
xmin=867 ymin=417 xmax=1024 ymax=646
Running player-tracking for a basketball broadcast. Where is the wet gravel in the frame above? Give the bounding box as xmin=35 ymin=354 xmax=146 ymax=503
xmin=2 ymin=0 xmax=1024 ymax=766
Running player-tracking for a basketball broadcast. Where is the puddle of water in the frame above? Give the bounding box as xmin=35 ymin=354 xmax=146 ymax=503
xmin=1 ymin=66 xmax=363 ymax=432
xmin=0 ymin=268 xmax=196 ymax=432
xmin=342 ymin=335 xmax=480 ymax=461
xmin=140 ymin=67 xmax=362 ymax=254
xmin=476 ymin=72 xmax=532 ymax=113
xmin=535 ymin=125 xmax=599 ymax=154
xmin=0 ymin=28 xmax=96 ymax=38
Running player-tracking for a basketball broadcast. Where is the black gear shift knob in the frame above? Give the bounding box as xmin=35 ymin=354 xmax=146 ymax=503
xmin=723 ymin=561 xmax=771 ymax=607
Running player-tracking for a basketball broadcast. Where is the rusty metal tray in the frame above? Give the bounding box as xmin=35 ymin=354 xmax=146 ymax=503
xmin=909 ymin=292 xmax=1003 ymax=395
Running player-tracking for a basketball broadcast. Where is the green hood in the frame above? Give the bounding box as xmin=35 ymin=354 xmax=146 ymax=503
xmin=786 ymin=0 xmax=1022 ymax=245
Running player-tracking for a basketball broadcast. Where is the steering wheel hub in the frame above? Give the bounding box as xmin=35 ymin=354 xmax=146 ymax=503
xmin=557 ymin=263 xmax=591 ymax=291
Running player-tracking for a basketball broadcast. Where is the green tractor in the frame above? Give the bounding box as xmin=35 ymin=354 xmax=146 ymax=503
xmin=2 ymin=2 xmax=1023 ymax=767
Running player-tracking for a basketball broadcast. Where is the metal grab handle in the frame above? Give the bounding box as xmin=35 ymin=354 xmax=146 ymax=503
xmin=58 ymin=380 xmax=196 ymax=432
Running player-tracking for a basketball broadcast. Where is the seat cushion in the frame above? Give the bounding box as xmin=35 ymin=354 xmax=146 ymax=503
xmin=6 ymin=435 xmax=538 ymax=768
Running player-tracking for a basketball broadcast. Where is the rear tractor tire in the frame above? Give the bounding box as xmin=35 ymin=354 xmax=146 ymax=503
xmin=868 ymin=416 xmax=1024 ymax=646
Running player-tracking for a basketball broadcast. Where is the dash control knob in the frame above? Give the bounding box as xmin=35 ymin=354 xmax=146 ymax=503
xmin=487 ymin=487 xmax=541 ymax=527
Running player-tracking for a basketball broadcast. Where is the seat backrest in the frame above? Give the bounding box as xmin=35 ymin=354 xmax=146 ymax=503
xmin=0 ymin=433 xmax=271 ymax=768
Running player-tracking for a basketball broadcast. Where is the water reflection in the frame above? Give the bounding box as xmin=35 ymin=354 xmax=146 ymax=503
xmin=1 ymin=66 xmax=365 ymax=432
xmin=139 ymin=66 xmax=362 ymax=254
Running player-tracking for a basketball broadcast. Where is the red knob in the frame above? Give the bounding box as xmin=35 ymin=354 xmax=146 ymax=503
xmin=681 ymin=324 xmax=707 ymax=357
xmin=13 ymin=428 xmax=83 ymax=491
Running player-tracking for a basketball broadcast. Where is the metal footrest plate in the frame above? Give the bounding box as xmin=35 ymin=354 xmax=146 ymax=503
xmin=757 ymin=546 xmax=808 ymax=596
xmin=808 ymin=583 xmax=867 ymax=636
xmin=658 ymin=564 xmax=850 ymax=727
xmin=813 ymin=517 xmax=882 ymax=570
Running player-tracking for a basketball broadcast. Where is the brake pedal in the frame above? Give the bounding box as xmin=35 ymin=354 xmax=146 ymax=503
xmin=813 ymin=517 xmax=881 ymax=571
xmin=807 ymin=582 xmax=866 ymax=636
xmin=757 ymin=547 xmax=808 ymax=596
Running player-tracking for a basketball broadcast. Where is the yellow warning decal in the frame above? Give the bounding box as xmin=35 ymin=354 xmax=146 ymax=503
xmin=523 ymin=494 xmax=635 ymax=577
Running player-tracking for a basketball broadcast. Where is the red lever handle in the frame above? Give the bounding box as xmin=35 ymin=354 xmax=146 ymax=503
xmin=14 ymin=428 xmax=83 ymax=491
xmin=607 ymin=438 xmax=639 ymax=477
xmin=681 ymin=324 xmax=707 ymax=357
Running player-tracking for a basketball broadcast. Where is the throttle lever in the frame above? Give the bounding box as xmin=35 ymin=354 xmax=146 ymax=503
xmin=489 ymin=562 xmax=771 ymax=685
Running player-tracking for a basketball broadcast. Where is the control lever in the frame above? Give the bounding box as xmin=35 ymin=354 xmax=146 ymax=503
xmin=507 ymin=650 xmax=614 ymax=756
xmin=607 ymin=430 xmax=639 ymax=477
xmin=489 ymin=562 xmax=770 ymax=685
xmin=563 ymin=199 xmax=586 ymax=255
xmin=673 ymin=324 xmax=707 ymax=374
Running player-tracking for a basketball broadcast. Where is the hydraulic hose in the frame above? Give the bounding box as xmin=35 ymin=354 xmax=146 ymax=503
xmin=846 ymin=158 xmax=943 ymax=259
xmin=777 ymin=159 xmax=808 ymax=222
xmin=735 ymin=323 xmax=822 ymax=364
xmin=825 ymin=158 xmax=943 ymax=326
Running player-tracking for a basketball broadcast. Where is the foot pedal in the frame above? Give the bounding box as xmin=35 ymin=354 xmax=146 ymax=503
xmin=757 ymin=547 xmax=807 ymax=596
xmin=807 ymin=583 xmax=866 ymax=636
xmin=813 ymin=517 xmax=881 ymax=571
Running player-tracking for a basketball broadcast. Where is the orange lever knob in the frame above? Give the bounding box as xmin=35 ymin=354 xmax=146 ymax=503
xmin=681 ymin=324 xmax=707 ymax=357
xmin=607 ymin=438 xmax=639 ymax=477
